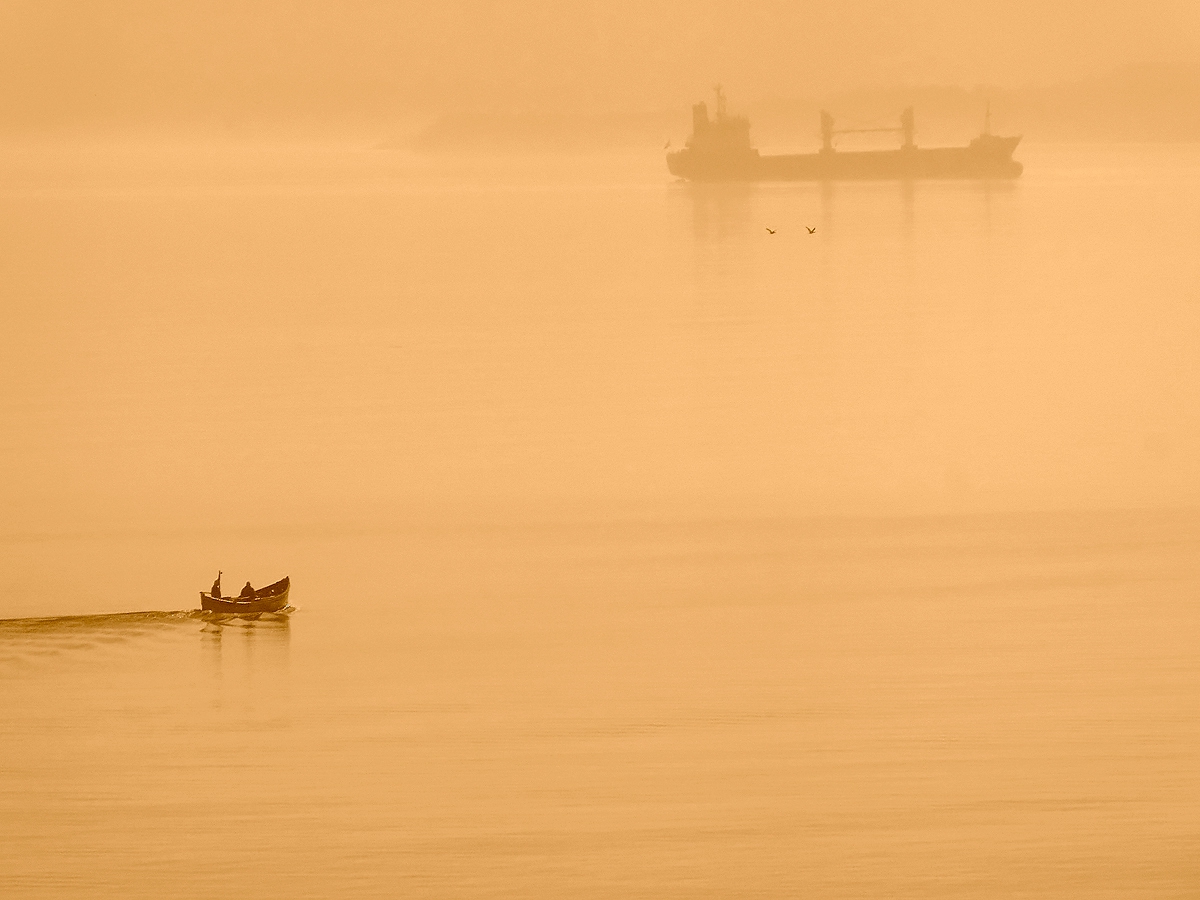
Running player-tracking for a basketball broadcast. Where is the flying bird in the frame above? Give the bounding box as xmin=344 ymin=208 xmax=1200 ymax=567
xmin=806 ymin=226 xmax=816 ymax=234
xmin=765 ymin=227 xmax=776 ymax=234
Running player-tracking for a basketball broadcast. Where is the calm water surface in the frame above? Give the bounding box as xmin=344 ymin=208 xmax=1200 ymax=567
xmin=2 ymin=144 xmax=1199 ymax=896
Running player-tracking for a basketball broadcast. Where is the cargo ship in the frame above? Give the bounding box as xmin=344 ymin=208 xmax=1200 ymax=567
xmin=667 ymin=87 xmax=1022 ymax=181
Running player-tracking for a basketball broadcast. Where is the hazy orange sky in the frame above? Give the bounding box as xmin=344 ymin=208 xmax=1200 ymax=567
xmin=2 ymin=0 xmax=1198 ymax=133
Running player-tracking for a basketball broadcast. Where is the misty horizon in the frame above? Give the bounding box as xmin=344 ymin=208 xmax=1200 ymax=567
xmin=2 ymin=64 xmax=1198 ymax=150
xmin=2 ymin=0 xmax=1199 ymax=141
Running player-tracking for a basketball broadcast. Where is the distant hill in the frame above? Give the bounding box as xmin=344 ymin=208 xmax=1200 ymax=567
xmin=401 ymin=65 xmax=1200 ymax=153
xmin=398 ymin=111 xmax=675 ymax=153
xmin=1006 ymin=64 xmax=1200 ymax=142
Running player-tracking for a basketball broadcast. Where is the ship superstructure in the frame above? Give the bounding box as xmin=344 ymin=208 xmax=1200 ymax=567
xmin=667 ymin=87 xmax=1022 ymax=181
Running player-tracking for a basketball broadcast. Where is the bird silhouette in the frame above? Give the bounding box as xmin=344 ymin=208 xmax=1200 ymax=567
xmin=806 ymin=226 xmax=816 ymax=234
xmin=765 ymin=227 xmax=776 ymax=234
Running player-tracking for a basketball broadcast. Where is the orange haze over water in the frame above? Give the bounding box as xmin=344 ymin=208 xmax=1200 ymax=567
xmin=2 ymin=6 xmax=1200 ymax=899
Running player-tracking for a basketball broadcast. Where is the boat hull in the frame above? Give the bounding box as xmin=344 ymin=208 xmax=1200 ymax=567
xmin=200 ymin=576 xmax=290 ymax=614
xmin=668 ymin=141 xmax=1023 ymax=182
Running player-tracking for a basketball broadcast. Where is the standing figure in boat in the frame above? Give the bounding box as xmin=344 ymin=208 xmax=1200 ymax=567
xmin=211 ymin=571 xmax=222 ymax=599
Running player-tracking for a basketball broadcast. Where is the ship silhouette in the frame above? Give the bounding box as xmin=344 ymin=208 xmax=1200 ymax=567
xmin=667 ymin=87 xmax=1022 ymax=181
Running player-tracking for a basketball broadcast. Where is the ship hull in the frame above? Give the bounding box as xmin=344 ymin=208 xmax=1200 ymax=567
xmin=668 ymin=141 xmax=1022 ymax=182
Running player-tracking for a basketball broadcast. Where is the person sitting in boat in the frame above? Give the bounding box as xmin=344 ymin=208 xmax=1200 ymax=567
xmin=239 ymin=581 xmax=255 ymax=599
xmin=210 ymin=571 xmax=222 ymax=599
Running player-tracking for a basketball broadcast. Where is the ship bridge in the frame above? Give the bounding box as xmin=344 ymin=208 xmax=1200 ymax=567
xmin=686 ymin=85 xmax=753 ymax=154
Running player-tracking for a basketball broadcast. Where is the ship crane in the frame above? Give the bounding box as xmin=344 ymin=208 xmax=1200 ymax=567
xmin=821 ymin=108 xmax=915 ymax=153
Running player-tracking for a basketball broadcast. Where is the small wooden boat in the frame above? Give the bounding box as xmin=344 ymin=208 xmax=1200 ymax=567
xmin=200 ymin=576 xmax=290 ymax=614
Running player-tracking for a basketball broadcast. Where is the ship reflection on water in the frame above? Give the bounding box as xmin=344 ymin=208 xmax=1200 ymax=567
xmin=681 ymin=172 xmax=1018 ymax=244
xmin=684 ymin=181 xmax=754 ymax=241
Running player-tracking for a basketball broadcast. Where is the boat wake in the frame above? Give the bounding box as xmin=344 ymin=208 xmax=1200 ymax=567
xmin=0 ymin=607 xmax=294 ymax=670
xmin=0 ymin=608 xmax=205 ymax=634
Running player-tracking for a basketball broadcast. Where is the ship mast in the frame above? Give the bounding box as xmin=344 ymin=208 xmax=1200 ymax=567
xmin=820 ymin=111 xmax=834 ymax=153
